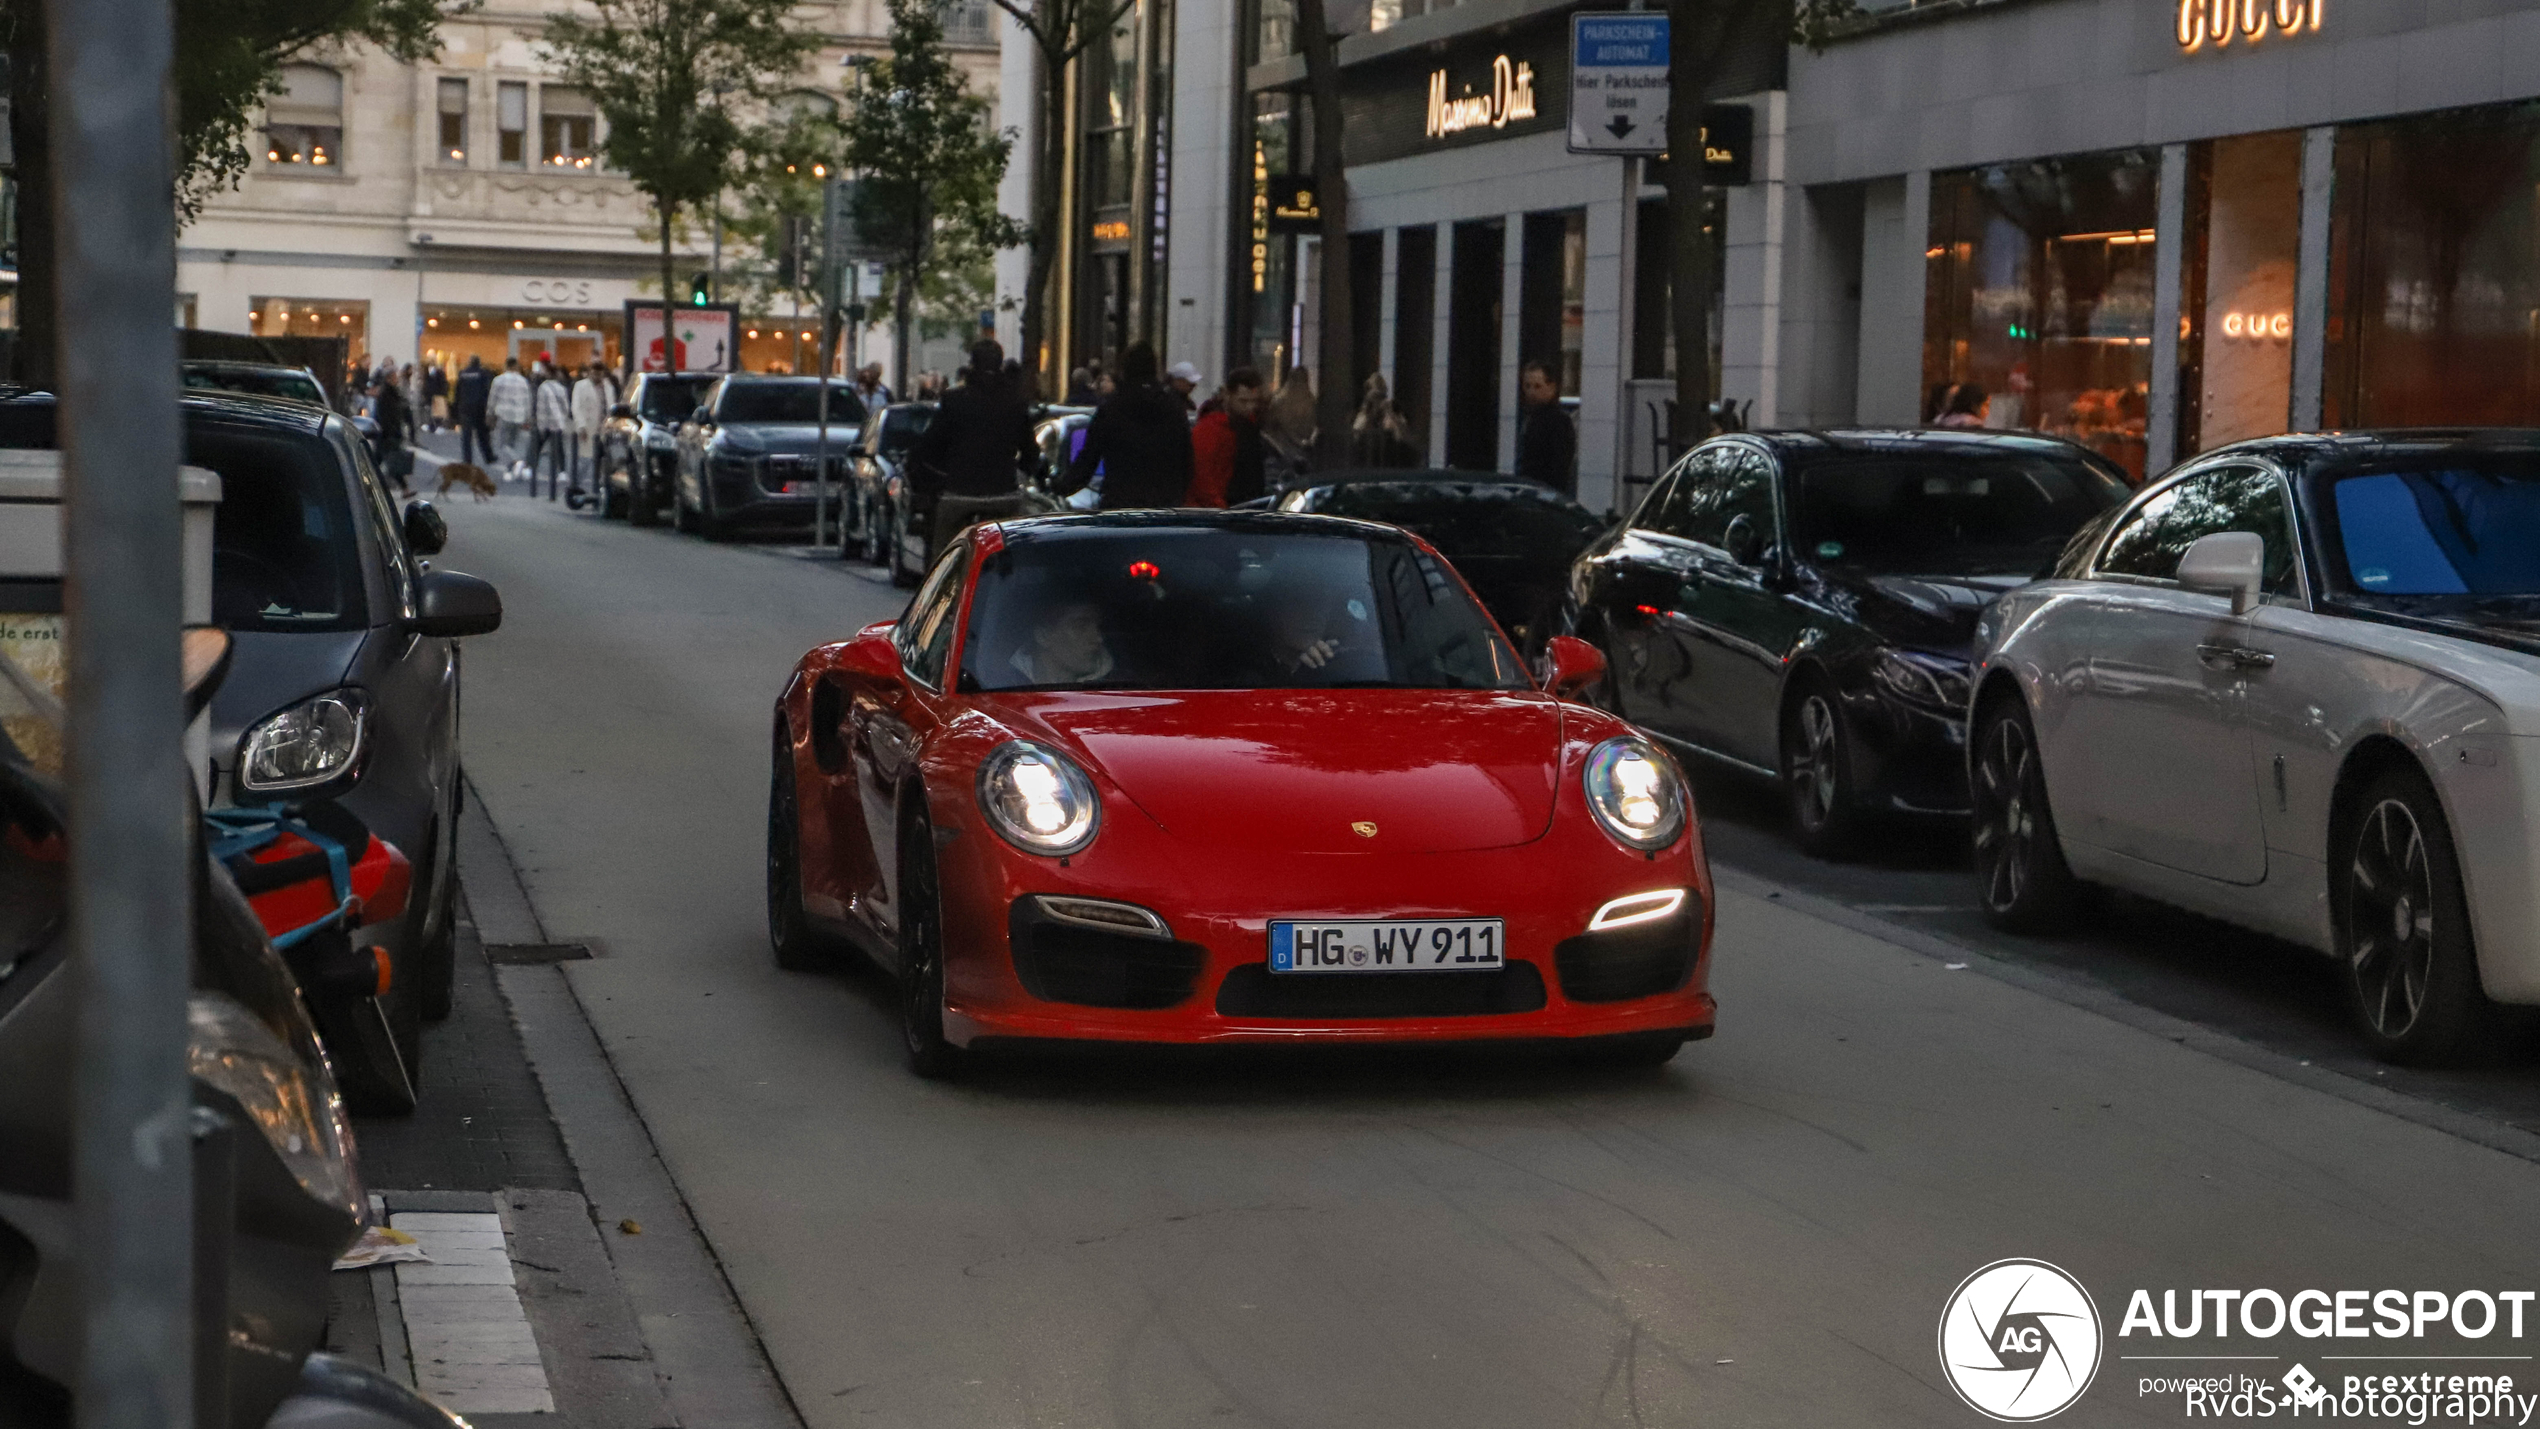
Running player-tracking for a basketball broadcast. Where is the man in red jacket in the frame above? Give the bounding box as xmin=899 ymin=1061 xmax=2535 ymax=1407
xmin=1185 ymin=368 xmax=1268 ymax=507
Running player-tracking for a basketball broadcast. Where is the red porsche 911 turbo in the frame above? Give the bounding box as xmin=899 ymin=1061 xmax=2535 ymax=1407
xmin=767 ymin=510 xmax=1716 ymax=1076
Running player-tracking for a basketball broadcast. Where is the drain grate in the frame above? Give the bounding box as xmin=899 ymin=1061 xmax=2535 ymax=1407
xmin=483 ymin=942 xmax=593 ymax=965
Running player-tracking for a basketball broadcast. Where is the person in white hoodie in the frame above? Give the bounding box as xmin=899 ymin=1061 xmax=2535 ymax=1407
xmin=569 ymin=362 xmax=611 ymax=502
xmin=531 ymin=362 xmax=573 ymax=500
xmin=488 ymin=357 xmax=535 ymax=482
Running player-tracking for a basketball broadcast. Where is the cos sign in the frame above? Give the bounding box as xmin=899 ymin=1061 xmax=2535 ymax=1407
xmin=522 ymin=279 xmax=596 ymax=305
xmin=2179 ymin=0 xmax=2322 ymax=51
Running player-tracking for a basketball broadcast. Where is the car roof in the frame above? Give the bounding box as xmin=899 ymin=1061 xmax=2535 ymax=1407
xmin=0 ymin=387 xmax=337 ymax=437
xmin=987 ymin=508 xmax=1409 ymax=543
xmin=1293 ymin=466 xmax=1551 ymax=490
xmin=2193 ymin=428 xmax=2540 ymax=465
xmin=1746 ymin=427 xmax=2114 ymax=461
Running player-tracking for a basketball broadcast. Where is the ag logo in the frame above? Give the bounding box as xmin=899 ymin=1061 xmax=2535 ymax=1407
xmin=1937 ymin=1259 xmax=2102 ymax=1421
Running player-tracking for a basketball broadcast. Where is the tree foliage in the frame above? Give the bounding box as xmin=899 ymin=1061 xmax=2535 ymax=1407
xmin=539 ymin=0 xmax=823 ymax=319
xmin=838 ymin=0 xmax=1020 ymax=380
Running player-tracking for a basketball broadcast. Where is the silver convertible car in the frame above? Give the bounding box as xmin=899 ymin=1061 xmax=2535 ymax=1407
xmin=1966 ymin=432 xmax=2540 ymax=1064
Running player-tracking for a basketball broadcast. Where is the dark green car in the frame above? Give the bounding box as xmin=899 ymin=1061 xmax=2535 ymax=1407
xmin=1566 ymin=429 xmax=2130 ymax=856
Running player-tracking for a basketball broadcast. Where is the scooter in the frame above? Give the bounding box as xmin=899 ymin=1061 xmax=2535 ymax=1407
xmin=0 ymin=628 xmax=466 ymax=1427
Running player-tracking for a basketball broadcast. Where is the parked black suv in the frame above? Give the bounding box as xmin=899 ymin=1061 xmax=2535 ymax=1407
xmin=599 ymin=371 xmax=712 ymax=526
xmin=672 ymin=375 xmax=865 ymax=539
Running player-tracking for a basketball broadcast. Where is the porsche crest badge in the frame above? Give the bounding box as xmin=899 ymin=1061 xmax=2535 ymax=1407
xmin=1351 ymin=821 xmax=1379 ymax=838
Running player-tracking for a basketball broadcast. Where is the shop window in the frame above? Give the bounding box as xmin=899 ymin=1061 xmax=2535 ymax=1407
xmin=249 ymin=297 xmax=371 ymax=367
xmin=540 ymin=86 xmax=596 ymax=170
xmin=2185 ymin=131 xmax=2302 ymax=450
xmin=497 ymin=81 xmax=527 ymax=168
xmin=2325 ymin=100 xmax=2540 ymax=429
xmin=1521 ymin=209 xmax=1587 ymax=395
xmin=1445 ymin=218 xmax=1504 ymax=471
xmin=437 ymin=78 xmax=468 ymax=165
xmin=1925 ymin=151 xmax=2159 ymax=479
xmin=1350 ymin=232 xmax=1383 ymax=405
xmin=1393 ymin=225 xmax=1436 ymax=455
xmin=265 ymin=64 xmax=343 ymax=169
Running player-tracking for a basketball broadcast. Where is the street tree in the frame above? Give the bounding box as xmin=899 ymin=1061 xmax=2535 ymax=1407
xmin=718 ymin=105 xmax=844 ymax=334
xmin=540 ymin=0 xmax=823 ymax=367
xmin=0 ymin=0 xmax=446 ymax=386
xmin=1664 ymin=0 xmax=1857 ymax=449
xmin=839 ymin=0 xmax=1021 ymax=389
xmin=985 ymin=0 xmax=1137 ymax=390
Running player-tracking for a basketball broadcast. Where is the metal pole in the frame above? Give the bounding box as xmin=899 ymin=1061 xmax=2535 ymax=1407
xmin=51 ymin=0 xmax=192 ymax=1426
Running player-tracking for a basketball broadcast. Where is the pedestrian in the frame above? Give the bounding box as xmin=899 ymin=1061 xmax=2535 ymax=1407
xmin=1186 ymin=367 xmax=1268 ymax=508
xmin=398 ymin=363 xmax=423 ymax=445
xmin=570 ymin=361 xmax=609 ymax=501
xmin=1166 ymin=361 xmax=1202 ymax=417
xmin=1351 ymin=372 xmax=1412 ymax=468
xmin=904 ymin=339 xmax=1044 ymax=556
xmin=489 ymin=356 xmax=534 ymax=481
xmin=855 ymin=362 xmax=894 ymax=409
xmin=532 ymin=361 xmax=573 ymax=499
xmin=424 ymin=360 xmax=451 ymax=431
xmin=1263 ymin=364 xmax=1316 ymax=471
xmin=1934 ymin=382 xmax=1990 ymax=429
xmin=1062 ymin=341 xmax=1192 ymax=511
xmin=1925 ymin=380 xmax=1962 ymax=426
xmin=1064 ymin=366 xmax=1096 ymax=406
xmin=370 ymin=373 xmax=414 ymax=495
xmin=1515 ymin=359 xmax=1576 ymax=494
xmin=455 ymin=355 xmax=497 ymax=467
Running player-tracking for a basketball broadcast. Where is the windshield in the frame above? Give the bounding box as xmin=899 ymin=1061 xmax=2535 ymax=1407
xmin=2326 ymin=461 xmax=2540 ymax=597
xmin=200 ymin=424 xmax=368 ymax=633
xmin=878 ymin=405 xmax=934 ymax=456
xmin=183 ymin=366 xmax=326 ymax=407
xmin=959 ymin=526 xmax=1529 ymax=693
xmin=637 ymin=377 xmax=706 ymax=424
xmin=715 ymin=382 xmax=866 ymax=425
xmin=1787 ymin=453 xmax=2130 ymax=576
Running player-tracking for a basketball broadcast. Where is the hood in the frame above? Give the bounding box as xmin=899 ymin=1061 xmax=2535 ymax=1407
xmin=994 ymin=689 xmax=1565 ymax=853
xmin=207 ymin=630 xmax=368 ymax=773
xmin=1810 ymin=569 xmax=2029 ymax=654
xmin=2332 ymin=598 xmax=2540 ymax=662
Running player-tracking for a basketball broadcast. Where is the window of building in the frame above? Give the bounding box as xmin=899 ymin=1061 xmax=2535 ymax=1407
xmin=249 ymin=297 xmax=371 ymax=366
xmin=1244 ymin=93 xmax=1296 ymax=378
xmin=1368 ymin=0 xmax=1458 ymax=31
xmin=1255 ymin=0 xmax=1293 ymax=61
xmin=1925 ymin=150 xmax=2159 ymax=479
xmin=2324 ymin=100 xmax=2540 ymax=429
xmin=1520 ymin=208 xmax=1587 ymax=395
xmin=1085 ymin=10 xmax=1138 ymax=212
xmin=1630 ymin=194 xmax=1725 ymax=392
xmin=436 ymin=77 xmax=468 ymax=165
xmin=2183 ymin=131 xmax=2302 ymax=451
xmin=497 ymin=81 xmax=528 ymax=167
xmin=540 ymin=86 xmax=596 ymax=169
xmin=937 ymin=0 xmax=995 ymax=45
xmin=1393 ymin=224 xmax=1436 ymax=456
xmin=265 ymin=64 xmax=343 ymax=169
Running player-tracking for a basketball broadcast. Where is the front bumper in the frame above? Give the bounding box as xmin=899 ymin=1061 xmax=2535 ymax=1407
xmin=930 ymin=809 xmax=1717 ymax=1048
xmin=1841 ymin=684 xmax=1971 ymax=815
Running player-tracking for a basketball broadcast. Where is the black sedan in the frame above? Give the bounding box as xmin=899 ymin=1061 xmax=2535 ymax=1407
xmin=673 ymin=375 xmax=865 ymax=540
xmin=1272 ymin=469 xmax=1607 ymax=658
xmin=599 ymin=371 xmax=711 ymax=525
xmin=0 ymin=389 xmax=503 ymax=1112
xmin=1567 ymin=429 xmax=2130 ymax=856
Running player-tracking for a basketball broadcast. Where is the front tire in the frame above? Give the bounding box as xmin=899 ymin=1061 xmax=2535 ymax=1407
xmin=323 ymin=966 xmax=423 ymax=1117
xmin=698 ymin=483 xmax=734 ymax=542
xmin=1971 ymin=696 xmax=2080 ymax=932
xmin=767 ymin=719 xmax=838 ymax=973
xmin=413 ymin=792 xmax=461 ymax=1021
xmin=897 ymin=804 xmax=963 ymax=1079
xmin=1781 ymin=677 xmax=1863 ymax=859
xmin=2338 ymin=766 xmax=2496 ymax=1065
xmin=630 ymin=463 xmax=662 ymax=527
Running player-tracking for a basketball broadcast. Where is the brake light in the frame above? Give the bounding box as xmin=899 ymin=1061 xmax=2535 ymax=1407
xmin=370 ymin=946 xmax=394 ymax=996
xmin=1129 ymin=560 xmax=1160 ymax=581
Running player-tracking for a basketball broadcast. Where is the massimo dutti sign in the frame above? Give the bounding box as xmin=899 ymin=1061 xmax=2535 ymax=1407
xmin=1337 ymin=19 xmax=1569 ymax=167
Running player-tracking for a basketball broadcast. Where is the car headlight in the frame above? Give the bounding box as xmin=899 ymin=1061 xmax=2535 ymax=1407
xmin=1872 ymin=649 xmax=1973 ymax=712
xmin=976 ymin=741 xmax=1100 ymax=855
xmin=1583 ymin=736 xmax=1687 ymax=851
xmin=189 ymin=992 xmax=361 ymax=1221
xmin=237 ymin=689 xmax=369 ymax=796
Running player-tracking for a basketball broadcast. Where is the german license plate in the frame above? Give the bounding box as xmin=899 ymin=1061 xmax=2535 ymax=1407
xmin=1268 ymin=919 xmax=1504 ymax=974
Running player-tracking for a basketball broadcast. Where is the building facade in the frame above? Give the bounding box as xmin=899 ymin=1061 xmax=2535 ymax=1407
xmin=1132 ymin=0 xmax=2540 ymax=513
xmin=179 ymin=0 xmax=1001 ymax=388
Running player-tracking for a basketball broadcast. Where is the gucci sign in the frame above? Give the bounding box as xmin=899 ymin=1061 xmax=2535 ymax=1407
xmin=521 ymin=279 xmax=595 ymax=305
xmin=2220 ymin=310 xmax=2292 ymax=340
xmin=2179 ymin=0 xmax=2321 ymax=52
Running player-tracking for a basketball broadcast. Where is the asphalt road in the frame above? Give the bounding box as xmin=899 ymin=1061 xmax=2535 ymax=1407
xmin=432 ymin=482 xmax=2540 ymax=1427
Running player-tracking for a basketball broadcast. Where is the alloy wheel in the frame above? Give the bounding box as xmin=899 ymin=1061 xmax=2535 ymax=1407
xmin=2347 ymin=796 xmax=2436 ymax=1040
xmin=898 ymin=827 xmax=960 ymax=1077
xmin=1973 ymin=714 xmax=2036 ymax=915
xmin=1789 ymin=694 xmax=1840 ymax=826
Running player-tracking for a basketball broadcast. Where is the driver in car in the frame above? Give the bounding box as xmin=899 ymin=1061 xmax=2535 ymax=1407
xmin=1011 ymin=598 xmax=1117 ymax=686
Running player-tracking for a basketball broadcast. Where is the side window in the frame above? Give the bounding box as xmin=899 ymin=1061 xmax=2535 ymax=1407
xmin=1628 ymin=469 xmax=1680 ymax=535
xmin=2096 ymin=465 xmax=2296 ymax=592
xmin=896 ymin=546 xmax=971 ymax=688
xmin=341 ymin=428 xmax=416 ymax=616
xmin=1648 ymin=446 xmax=1730 ymax=539
xmin=1687 ymin=446 xmax=1778 ymax=561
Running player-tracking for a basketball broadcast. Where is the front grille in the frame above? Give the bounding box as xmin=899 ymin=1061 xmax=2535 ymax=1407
xmin=1553 ymin=910 xmax=1698 ymax=1004
xmin=1008 ymin=901 xmax=1205 ymax=1009
xmin=1215 ymin=962 xmax=1548 ymax=1019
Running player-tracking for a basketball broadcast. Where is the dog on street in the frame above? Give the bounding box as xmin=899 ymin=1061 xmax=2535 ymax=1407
xmin=436 ymin=462 xmax=498 ymax=502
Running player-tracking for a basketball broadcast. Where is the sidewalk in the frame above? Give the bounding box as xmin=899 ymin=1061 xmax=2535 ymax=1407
xmin=321 ymin=780 xmax=799 ymax=1428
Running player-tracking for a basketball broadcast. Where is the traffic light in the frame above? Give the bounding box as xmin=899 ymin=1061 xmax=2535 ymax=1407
xmin=688 ymin=272 xmax=712 ymax=306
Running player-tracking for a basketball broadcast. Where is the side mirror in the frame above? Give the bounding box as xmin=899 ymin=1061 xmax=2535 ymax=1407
xmin=610 ymin=403 xmax=634 ymax=420
xmin=2178 ymin=531 xmax=2265 ymax=615
xmin=1540 ymin=634 xmax=1607 ymax=700
xmin=410 ymin=569 xmax=502 ymax=638
xmin=839 ymin=627 xmax=903 ymax=684
xmin=402 ymin=499 xmax=447 ymax=557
